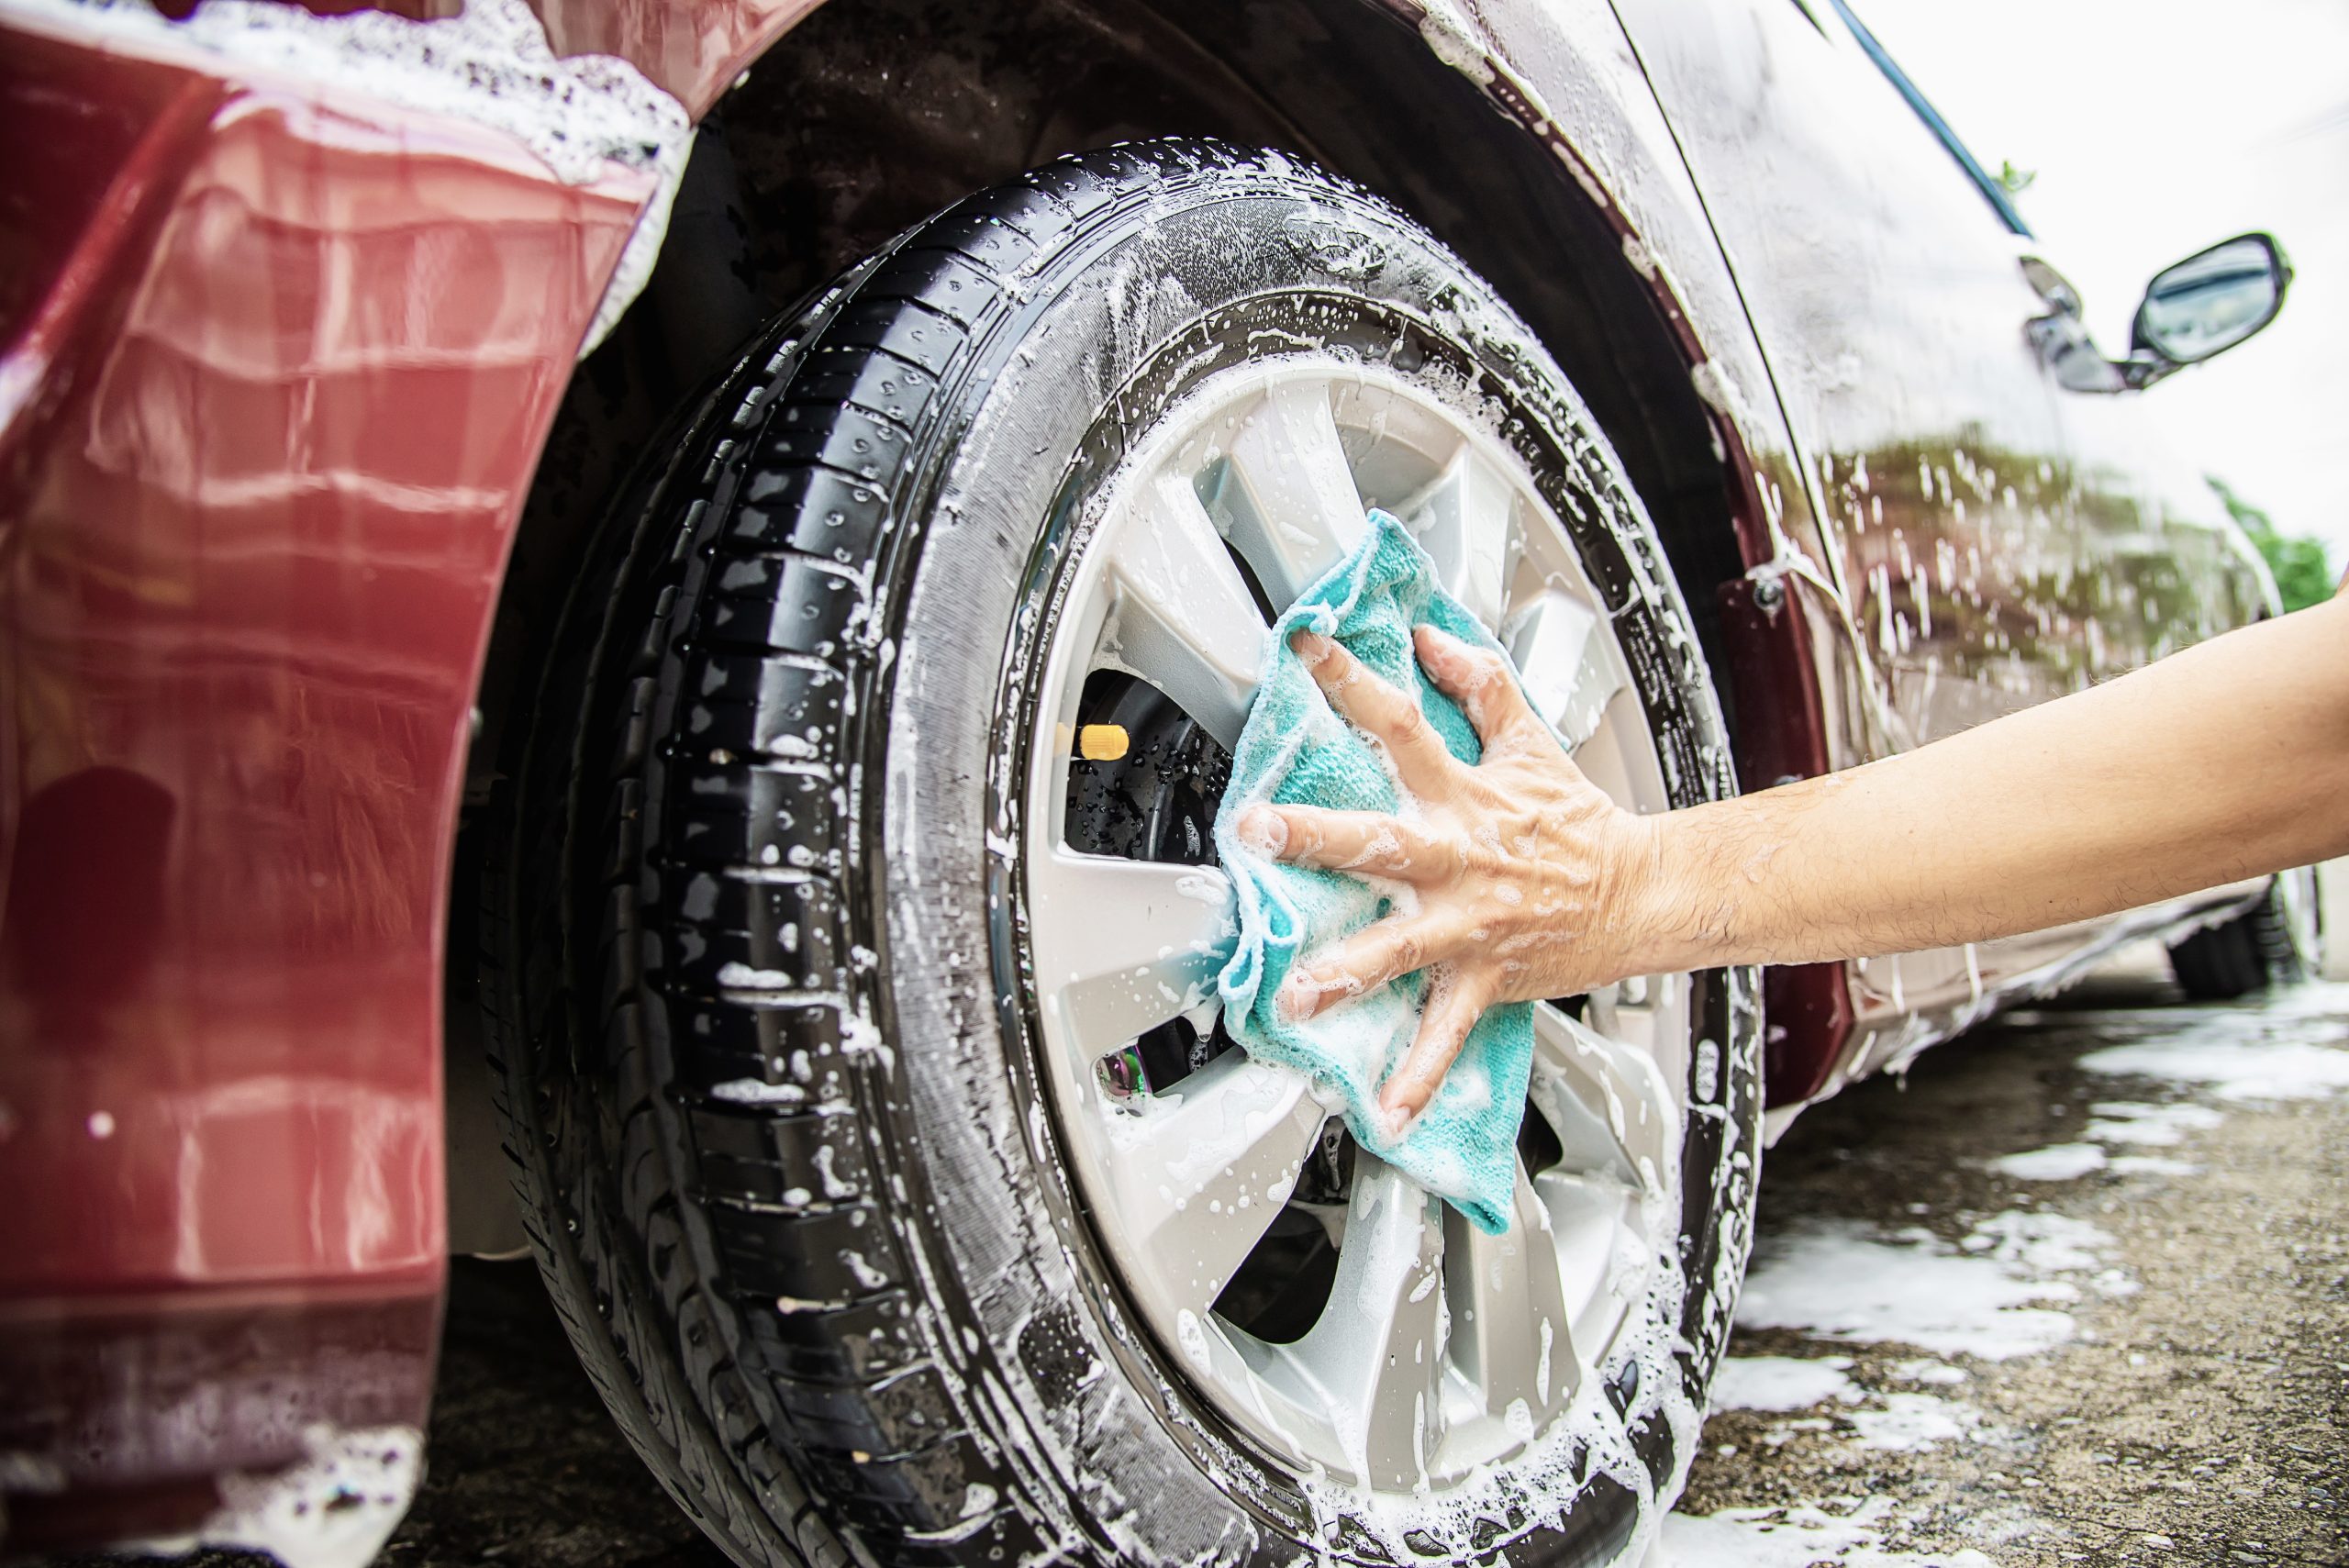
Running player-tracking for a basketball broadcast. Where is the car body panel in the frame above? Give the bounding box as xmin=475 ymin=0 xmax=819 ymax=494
xmin=0 ymin=0 xmax=2281 ymax=1547
xmin=529 ymin=0 xmax=815 ymax=117
xmin=0 ymin=3 xmax=651 ymax=1540
xmin=1619 ymin=0 xmax=2084 ymax=1086
xmin=1609 ymin=0 xmax=2271 ymax=1096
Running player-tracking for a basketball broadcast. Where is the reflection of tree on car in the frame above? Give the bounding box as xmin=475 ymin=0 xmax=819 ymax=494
xmin=1816 ymin=432 xmax=2266 ymax=724
xmin=2212 ymin=477 xmax=2336 ymax=613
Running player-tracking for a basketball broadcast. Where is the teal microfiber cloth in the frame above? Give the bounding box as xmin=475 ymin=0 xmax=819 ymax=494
xmin=1214 ymin=507 xmax=1533 ymax=1236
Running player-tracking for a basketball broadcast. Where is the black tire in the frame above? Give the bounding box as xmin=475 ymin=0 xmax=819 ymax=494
xmin=478 ymin=139 xmax=1760 ymax=1568
xmin=2167 ymin=870 xmax=2320 ymax=1000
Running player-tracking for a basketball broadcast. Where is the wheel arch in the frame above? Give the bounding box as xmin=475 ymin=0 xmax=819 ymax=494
xmin=484 ymin=0 xmax=1779 ymax=769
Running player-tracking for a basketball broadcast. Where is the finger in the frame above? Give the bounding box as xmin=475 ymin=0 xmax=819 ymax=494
xmin=1277 ymin=913 xmax=1453 ymax=1023
xmin=1290 ymin=629 xmax=1463 ymax=797
xmin=1235 ymin=804 xmax=1454 ymax=881
xmin=1376 ymin=966 xmax=1496 ymax=1130
xmin=1414 ymin=624 xmax=1542 ymax=752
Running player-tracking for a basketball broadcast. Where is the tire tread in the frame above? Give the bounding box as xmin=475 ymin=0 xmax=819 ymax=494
xmin=480 ymin=142 xmax=1249 ymax=1567
xmin=2169 ymin=877 xmax=2312 ymax=999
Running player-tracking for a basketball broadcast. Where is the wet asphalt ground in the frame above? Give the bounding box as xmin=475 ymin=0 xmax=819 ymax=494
xmin=58 ymin=878 xmax=2349 ymax=1568
xmin=1671 ymin=947 xmax=2349 ymax=1567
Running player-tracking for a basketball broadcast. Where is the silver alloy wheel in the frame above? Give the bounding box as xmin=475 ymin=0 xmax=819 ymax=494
xmin=1020 ymin=358 xmax=1691 ymax=1492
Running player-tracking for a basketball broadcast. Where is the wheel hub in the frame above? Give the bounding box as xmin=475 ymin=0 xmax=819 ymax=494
xmin=1019 ymin=357 xmax=1693 ymax=1491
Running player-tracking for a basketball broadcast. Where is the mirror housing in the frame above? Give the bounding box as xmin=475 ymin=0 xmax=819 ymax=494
xmin=2125 ymin=232 xmax=2291 ymax=385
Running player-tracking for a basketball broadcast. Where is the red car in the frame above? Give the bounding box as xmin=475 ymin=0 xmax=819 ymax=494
xmin=0 ymin=0 xmax=2310 ymax=1563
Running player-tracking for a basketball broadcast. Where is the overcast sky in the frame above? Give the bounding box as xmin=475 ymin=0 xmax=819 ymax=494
xmin=1855 ymin=0 xmax=2349 ymax=568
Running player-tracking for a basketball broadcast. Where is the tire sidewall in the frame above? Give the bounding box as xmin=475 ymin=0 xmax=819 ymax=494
xmin=865 ymin=161 xmax=1762 ymax=1563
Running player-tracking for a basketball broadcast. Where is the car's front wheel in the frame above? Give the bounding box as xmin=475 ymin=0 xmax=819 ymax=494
xmin=482 ymin=139 xmax=1761 ymax=1568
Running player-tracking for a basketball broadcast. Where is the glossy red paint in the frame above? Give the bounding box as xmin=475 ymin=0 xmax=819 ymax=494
xmin=0 ymin=37 xmax=217 ymax=445
xmin=0 ymin=10 xmax=647 ymax=1525
xmin=1716 ymin=573 xmax=1855 ymax=1105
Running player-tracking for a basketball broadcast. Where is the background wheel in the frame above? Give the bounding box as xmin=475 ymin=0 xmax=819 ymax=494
xmin=2167 ymin=868 xmax=2321 ymax=1000
xmin=480 ymin=139 xmax=1761 ymax=1568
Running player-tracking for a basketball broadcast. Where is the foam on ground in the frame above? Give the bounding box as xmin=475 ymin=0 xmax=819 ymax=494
xmin=1707 ymin=1355 xmax=1862 ymax=1414
xmin=1659 ymin=1498 xmax=1998 ymax=1567
xmin=1734 ymin=1213 xmax=2122 ymax=1361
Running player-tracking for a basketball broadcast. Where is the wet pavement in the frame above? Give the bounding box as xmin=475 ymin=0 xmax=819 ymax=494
xmin=1668 ymin=947 xmax=2349 ymax=1567
xmin=60 ymin=912 xmax=2349 ymax=1568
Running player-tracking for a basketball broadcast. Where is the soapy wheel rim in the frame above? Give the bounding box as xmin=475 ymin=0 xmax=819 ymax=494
xmin=1019 ymin=357 xmax=1693 ymax=1491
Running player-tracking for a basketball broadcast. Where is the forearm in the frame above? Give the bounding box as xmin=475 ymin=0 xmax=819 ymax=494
xmin=1629 ymin=590 xmax=2349 ymax=972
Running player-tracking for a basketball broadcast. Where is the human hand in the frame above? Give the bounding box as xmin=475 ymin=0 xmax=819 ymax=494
xmin=1235 ymin=624 xmax=1658 ymax=1130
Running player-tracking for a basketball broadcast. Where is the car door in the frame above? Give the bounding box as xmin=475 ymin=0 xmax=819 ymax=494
xmin=1609 ymin=0 xmax=2106 ymax=1029
xmin=2045 ymin=325 xmax=2273 ymax=677
xmin=1965 ymin=284 xmax=2277 ymax=995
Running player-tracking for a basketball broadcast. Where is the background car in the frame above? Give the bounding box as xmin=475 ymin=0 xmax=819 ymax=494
xmin=0 ymin=0 xmax=2307 ymax=1564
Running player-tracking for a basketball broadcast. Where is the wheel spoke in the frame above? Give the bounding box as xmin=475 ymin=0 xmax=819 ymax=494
xmin=1029 ymin=850 xmax=1236 ymax=1054
xmin=1529 ymin=1005 xmax=1676 ymax=1363
xmin=1531 ymin=1163 xmax=1642 ymax=1355
xmin=1275 ymin=1156 xmax=1447 ymax=1487
xmin=1507 ymin=589 xmax=1629 ymax=750
xmin=1443 ymin=1160 xmax=1578 ymax=1423
xmin=1406 ymin=442 xmax=1517 ymax=630
xmin=1583 ymin=971 xmax=1689 ymax=1093
xmin=1221 ymin=382 xmax=1369 ymax=608
xmin=1104 ymin=473 xmax=1271 ymax=750
xmin=1529 ymin=1002 xmax=1677 ymax=1194
xmin=1099 ymin=1053 xmax=1327 ymax=1309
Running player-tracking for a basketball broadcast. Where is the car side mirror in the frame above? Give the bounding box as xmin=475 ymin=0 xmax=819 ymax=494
xmin=2128 ymin=233 xmax=2291 ymax=382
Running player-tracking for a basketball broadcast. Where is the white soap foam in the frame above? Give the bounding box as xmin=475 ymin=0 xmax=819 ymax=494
xmin=128 ymin=1425 xmax=424 ymax=1568
xmin=1660 ymin=1498 xmax=1998 ymax=1567
xmin=707 ymin=1077 xmax=807 ymax=1106
xmin=1986 ymin=1142 xmax=2107 ymax=1182
xmin=2079 ymin=986 xmax=2349 ymax=1102
xmin=1708 ymin=1355 xmax=1862 ymax=1414
xmin=1735 ymin=1218 xmax=2089 ymax=1361
xmin=1707 ymin=1362 xmax=1986 ymax=1458
xmin=2080 ymin=1100 xmax=2224 ymax=1146
xmin=1845 ymin=1392 xmax=1981 ymax=1452
xmin=1963 ymin=1211 xmax=2115 ymax=1277
xmin=2083 ymin=1036 xmax=2349 ymax=1101
xmin=6 ymin=0 xmax=691 ymax=353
